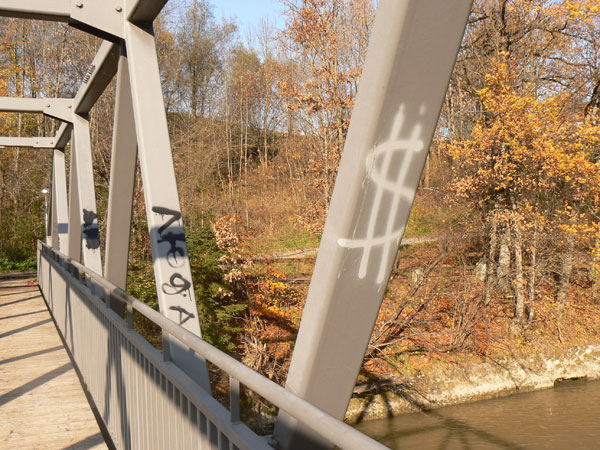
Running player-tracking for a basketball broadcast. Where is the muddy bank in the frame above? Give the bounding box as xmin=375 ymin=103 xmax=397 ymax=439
xmin=346 ymin=344 xmax=600 ymax=423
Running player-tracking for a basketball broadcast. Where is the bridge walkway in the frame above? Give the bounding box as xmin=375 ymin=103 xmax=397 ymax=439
xmin=0 ymin=277 xmax=108 ymax=450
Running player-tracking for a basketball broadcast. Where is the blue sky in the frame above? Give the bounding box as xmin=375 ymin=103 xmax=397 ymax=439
xmin=213 ymin=0 xmax=286 ymax=31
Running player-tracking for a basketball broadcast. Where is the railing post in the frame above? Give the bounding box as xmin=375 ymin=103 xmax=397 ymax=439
xmin=127 ymin=303 xmax=134 ymax=329
xmin=230 ymin=376 xmax=241 ymax=424
xmin=162 ymin=330 xmax=171 ymax=362
xmin=100 ymin=286 xmax=109 ymax=308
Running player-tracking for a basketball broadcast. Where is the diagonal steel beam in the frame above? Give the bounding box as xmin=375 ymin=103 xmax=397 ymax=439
xmin=125 ymin=19 xmax=211 ymax=392
xmin=74 ymin=41 xmax=120 ymax=115
xmin=52 ymin=41 xmax=119 ymax=145
xmin=273 ymin=1 xmax=473 ymax=449
xmin=104 ymin=48 xmax=138 ymax=311
xmin=53 ymin=123 xmax=73 ymax=150
xmin=71 ymin=114 xmax=103 ymax=274
xmin=0 ymin=41 xmax=117 ymax=147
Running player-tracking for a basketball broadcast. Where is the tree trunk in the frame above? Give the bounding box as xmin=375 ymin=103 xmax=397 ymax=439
xmin=593 ymin=232 xmax=600 ymax=303
xmin=527 ymin=218 xmax=539 ymax=321
xmin=224 ymin=80 xmax=234 ymax=207
xmin=497 ymin=223 xmax=512 ymax=296
xmin=557 ymin=230 xmax=576 ymax=313
xmin=485 ymin=214 xmax=498 ymax=306
xmin=512 ymin=220 xmax=526 ymax=322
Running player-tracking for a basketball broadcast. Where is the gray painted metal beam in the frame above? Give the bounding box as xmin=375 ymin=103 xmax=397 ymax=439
xmin=52 ymin=42 xmax=119 ymax=145
xmin=72 ymin=114 xmax=102 ymax=274
xmin=126 ymin=0 xmax=166 ymax=24
xmin=0 ymin=0 xmax=166 ymax=40
xmin=0 ymin=0 xmax=70 ymax=21
xmin=0 ymin=1 xmax=124 ymax=41
xmin=0 ymin=41 xmax=118 ymax=146
xmin=124 ymin=20 xmax=211 ymax=392
xmin=49 ymin=170 xmax=58 ymax=250
xmin=69 ymin=0 xmax=125 ymax=39
xmin=54 ymin=123 xmax=72 ymax=150
xmin=273 ymin=1 xmax=473 ymax=449
xmin=0 ymin=137 xmax=55 ymax=148
xmin=0 ymin=97 xmax=73 ymax=122
xmin=73 ymin=41 xmax=120 ymax=114
xmin=104 ymin=49 xmax=137 ymax=309
xmin=67 ymin=132 xmax=82 ymax=262
xmin=50 ymin=150 xmax=69 ymax=253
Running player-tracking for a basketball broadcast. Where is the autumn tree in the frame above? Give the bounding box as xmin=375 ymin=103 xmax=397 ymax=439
xmin=278 ymin=0 xmax=375 ymax=213
xmin=448 ymin=59 xmax=600 ymax=326
xmin=176 ymin=0 xmax=236 ymax=118
xmin=436 ymin=0 xmax=600 ymax=327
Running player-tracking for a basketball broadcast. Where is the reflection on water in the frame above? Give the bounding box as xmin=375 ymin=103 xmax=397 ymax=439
xmin=356 ymin=380 xmax=600 ymax=449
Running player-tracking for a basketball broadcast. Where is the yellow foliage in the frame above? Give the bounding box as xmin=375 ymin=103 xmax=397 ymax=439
xmin=447 ymin=55 xmax=600 ymax=243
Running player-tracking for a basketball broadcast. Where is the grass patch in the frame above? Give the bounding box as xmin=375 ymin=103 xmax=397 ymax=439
xmin=248 ymin=224 xmax=320 ymax=255
xmin=0 ymin=256 xmax=37 ymax=272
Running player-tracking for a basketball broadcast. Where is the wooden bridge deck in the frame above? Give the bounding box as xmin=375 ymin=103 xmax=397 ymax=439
xmin=0 ymin=278 xmax=108 ymax=450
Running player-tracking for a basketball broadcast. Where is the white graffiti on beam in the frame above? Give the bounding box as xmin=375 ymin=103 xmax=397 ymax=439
xmin=338 ymin=108 xmax=424 ymax=284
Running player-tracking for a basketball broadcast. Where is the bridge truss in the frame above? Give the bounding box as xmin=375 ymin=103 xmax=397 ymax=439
xmin=0 ymin=1 xmax=472 ymax=449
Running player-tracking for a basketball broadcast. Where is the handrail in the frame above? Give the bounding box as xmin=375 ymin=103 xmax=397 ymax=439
xmin=39 ymin=241 xmax=388 ymax=450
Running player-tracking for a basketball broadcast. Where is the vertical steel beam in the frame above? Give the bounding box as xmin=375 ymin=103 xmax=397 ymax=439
xmin=273 ymin=1 xmax=473 ymax=448
xmin=47 ymin=155 xmax=58 ymax=249
xmin=124 ymin=20 xmax=211 ymax=392
xmin=43 ymin=190 xmax=50 ymax=246
xmin=67 ymin=135 xmax=82 ymax=262
xmin=50 ymin=150 xmax=69 ymax=253
xmin=104 ymin=47 xmax=137 ymax=312
xmin=72 ymin=114 xmax=103 ymax=275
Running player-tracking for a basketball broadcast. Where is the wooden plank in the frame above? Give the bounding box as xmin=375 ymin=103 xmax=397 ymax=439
xmin=0 ymin=280 xmax=108 ymax=450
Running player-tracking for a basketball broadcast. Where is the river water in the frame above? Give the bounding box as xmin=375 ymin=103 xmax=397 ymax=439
xmin=356 ymin=380 xmax=600 ymax=449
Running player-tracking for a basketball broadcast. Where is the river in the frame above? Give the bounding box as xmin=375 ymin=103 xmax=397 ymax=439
xmin=356 ymin=379 xmax=600 ymax=449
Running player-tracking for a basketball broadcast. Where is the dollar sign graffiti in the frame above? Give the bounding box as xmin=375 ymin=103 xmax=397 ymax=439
xmin=338 ymin=108 xmax=424 ymax=284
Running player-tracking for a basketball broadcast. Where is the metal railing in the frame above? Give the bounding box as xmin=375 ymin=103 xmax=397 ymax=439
xmin=37 ymin=241 xmax=388 ymax=450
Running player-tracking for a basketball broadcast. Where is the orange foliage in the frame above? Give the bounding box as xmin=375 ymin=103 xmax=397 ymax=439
xmin=448 ymin=56 xmax=600 ymax=241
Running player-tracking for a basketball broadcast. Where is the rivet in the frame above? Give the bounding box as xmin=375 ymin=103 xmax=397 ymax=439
xmin=75 ymin=2 xmax=83 ymax=8
xmin=68 ymin=105 xmax=72 ymax=109
xmin=115 ymin=6 xmax=123 ymax=12
xmin=46 ymin=104 xmax=51 ymax=108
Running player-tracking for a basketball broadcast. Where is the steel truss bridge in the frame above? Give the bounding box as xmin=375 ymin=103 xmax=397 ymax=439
xmin=0 ymin=0 xmax=473 ymax=448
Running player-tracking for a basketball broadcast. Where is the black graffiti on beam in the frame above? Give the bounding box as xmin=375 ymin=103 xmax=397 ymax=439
xmin=169 ymin=305 xmax=195 ymax=325
xmin=157 ymin=232 xmax=186 ymax=267
xmin=152 ymin=206 xmax=187 ymax=267
xmin=152 ymin=207 xmax=182 ymax=234
xmin=161 ymin=273 xmax=191 ymax=297
xmin=82 ymin=209 xmax=100 ymax=250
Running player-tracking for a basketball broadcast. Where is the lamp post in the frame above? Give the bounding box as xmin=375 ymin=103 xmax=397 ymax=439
xmin=40 ymin=188 xmax=49 ymax=244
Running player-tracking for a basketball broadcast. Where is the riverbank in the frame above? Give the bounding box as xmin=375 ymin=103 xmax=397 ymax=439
xmin=346 ymin=344 xmax=600 ymax=423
